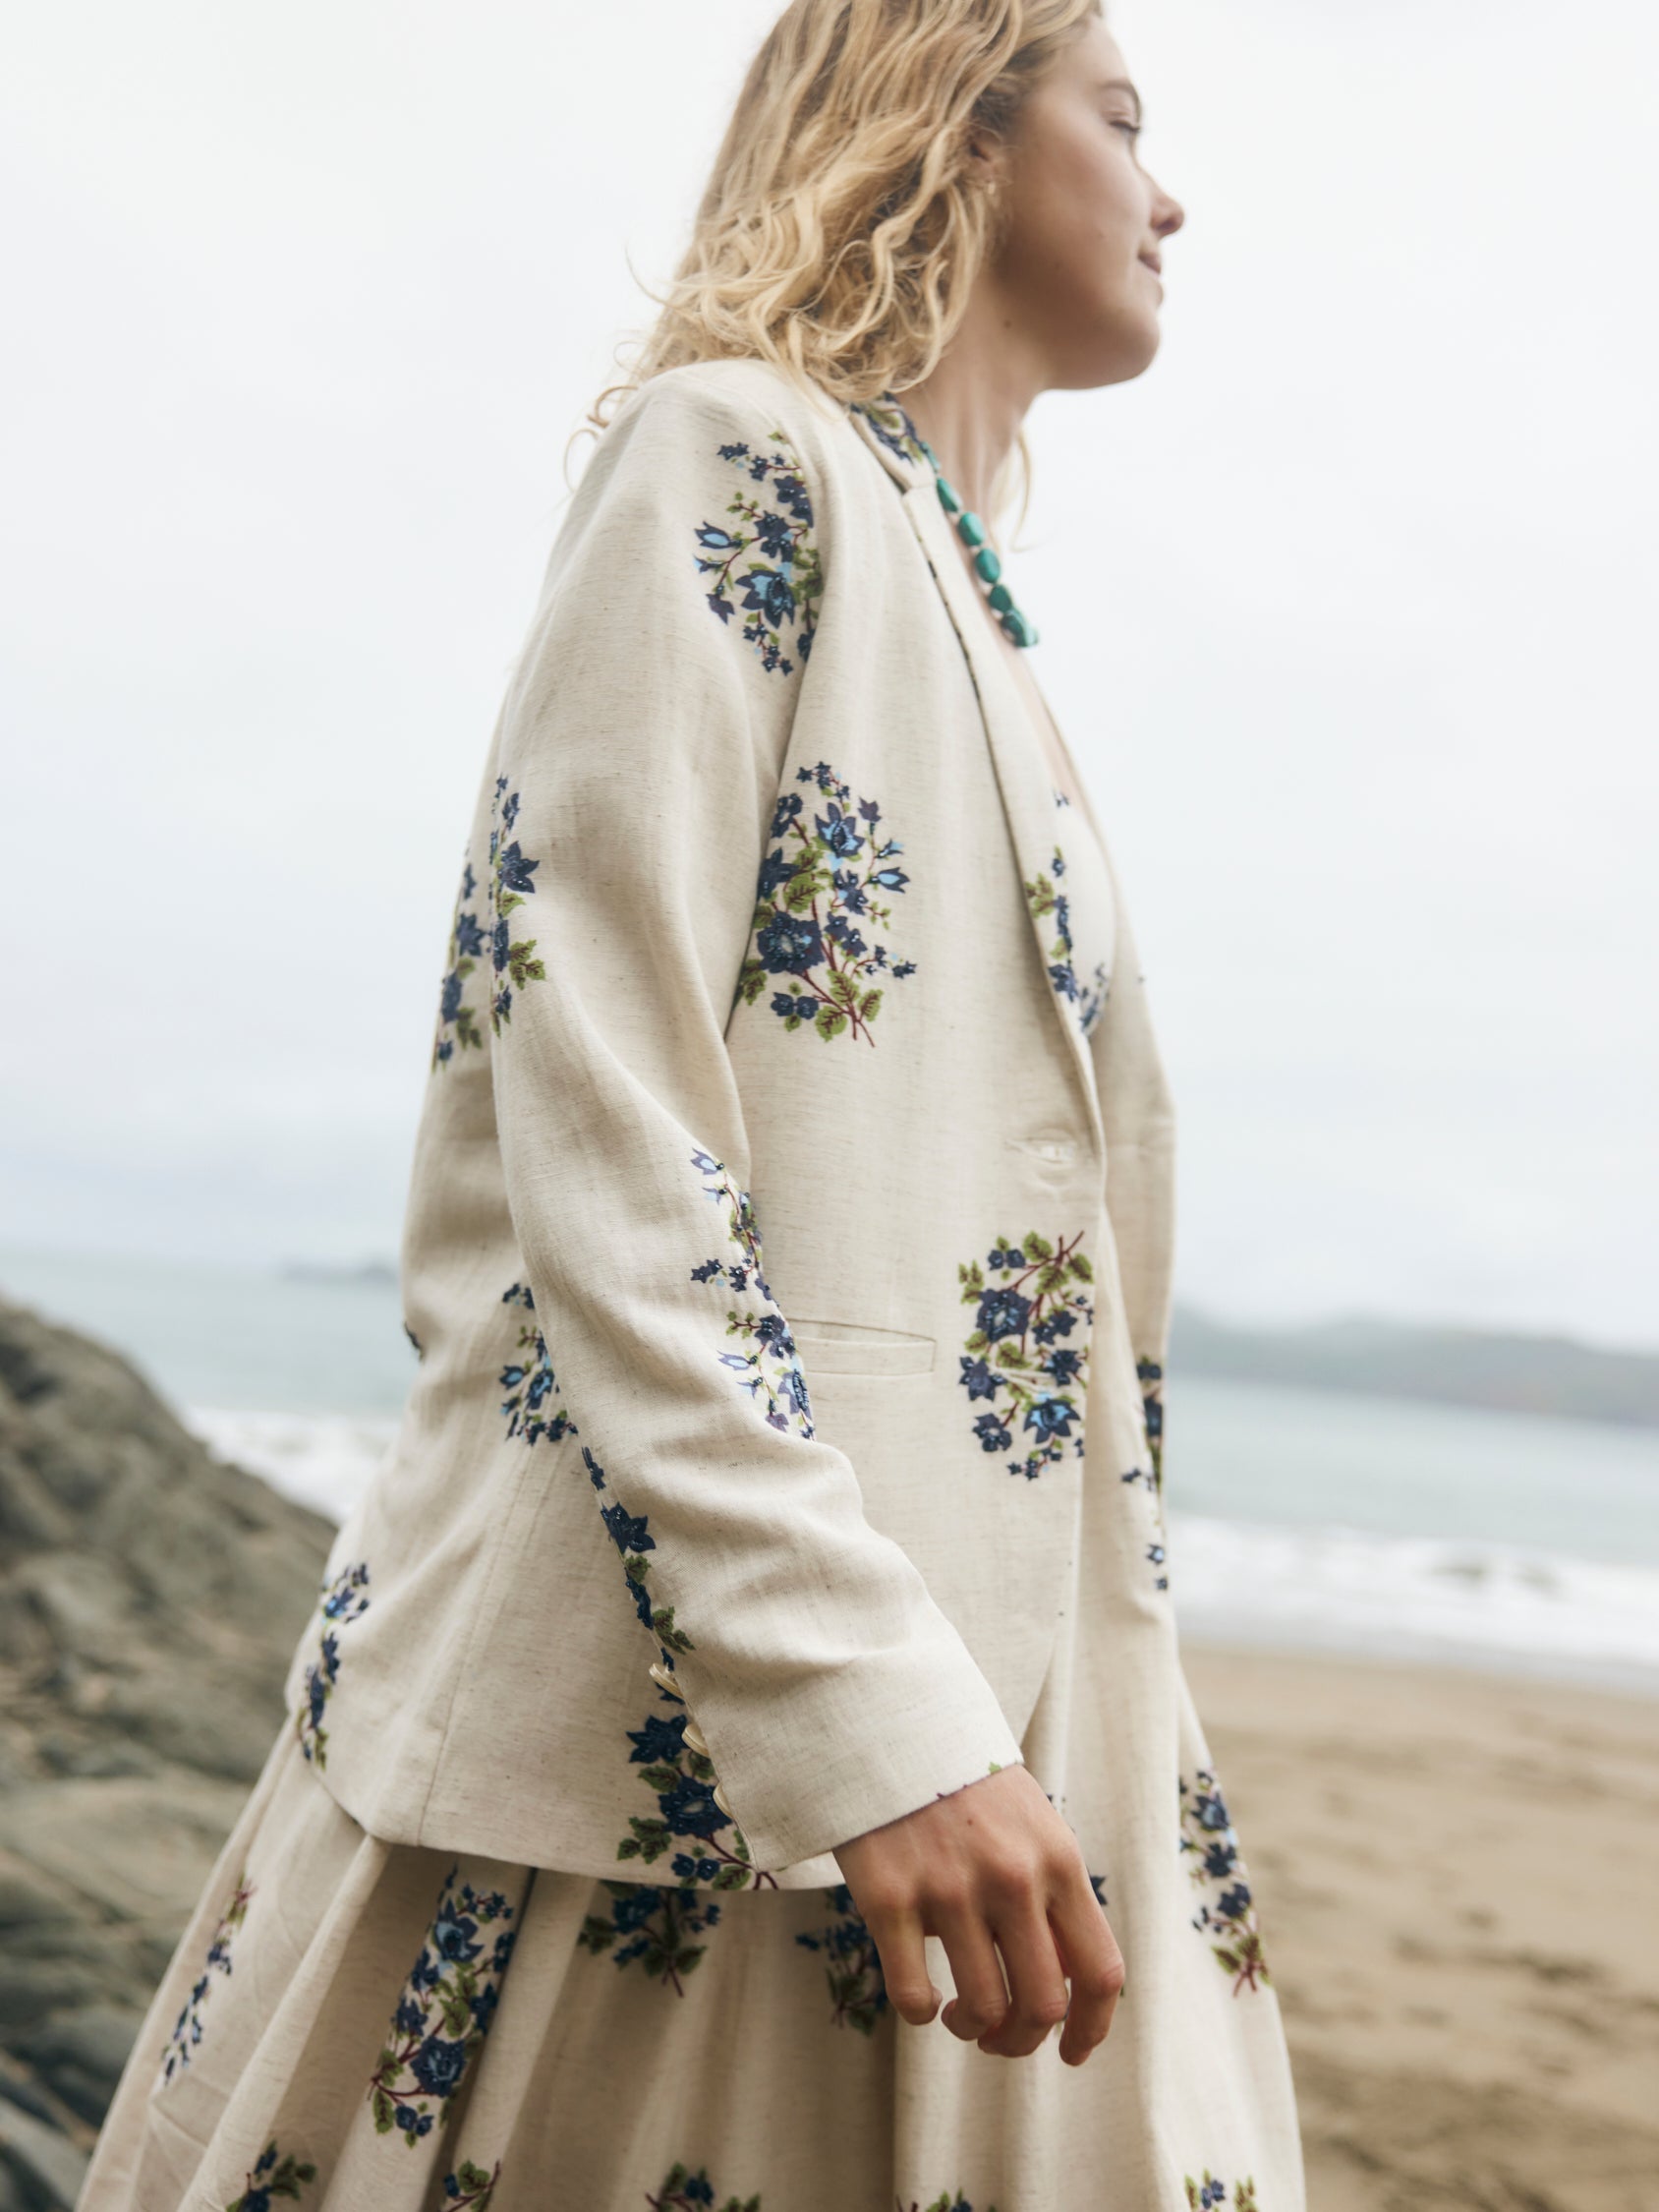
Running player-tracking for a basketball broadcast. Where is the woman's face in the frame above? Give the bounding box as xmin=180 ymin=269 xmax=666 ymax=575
xmin=986 ymin=17 xmax=1185 ymax=390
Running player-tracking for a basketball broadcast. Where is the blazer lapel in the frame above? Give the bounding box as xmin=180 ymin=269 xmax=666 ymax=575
xmin=842 ymin=398 xmax=1107 ymax=1159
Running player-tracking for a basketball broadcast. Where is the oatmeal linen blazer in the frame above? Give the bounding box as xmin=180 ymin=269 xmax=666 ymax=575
xmin=284 ymin=356 xmax=1177 ymax=1889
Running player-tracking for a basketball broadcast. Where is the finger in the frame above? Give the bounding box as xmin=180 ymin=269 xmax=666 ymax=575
xmin=979 ymin=1892 xmax=1071 ymax=2059
xmin=862 ymin=1906 xmax=939 ymax=2027
xmin=1049 ymin=1872 xmax=1125 ymax=2066
xmin=934 ymin=1906 xmax=1010 ymax=2044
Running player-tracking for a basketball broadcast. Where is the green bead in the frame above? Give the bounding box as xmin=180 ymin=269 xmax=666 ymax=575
xmin=956 ymin=510 xmax=987 ymax=549
xmin=987 ymin=582 xmax=1014 ymax=612
xmin=973 ymin=547 xmax=1001 ymax=585
xmin=935 ymin=476 xmax=962 ymax=515
xmin=1000 ymin=609 xmax=1038 ymax=648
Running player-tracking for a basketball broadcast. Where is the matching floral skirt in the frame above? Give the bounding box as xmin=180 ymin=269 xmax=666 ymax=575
xmin=81 ymin=1724 xmax=1291 ymax=2212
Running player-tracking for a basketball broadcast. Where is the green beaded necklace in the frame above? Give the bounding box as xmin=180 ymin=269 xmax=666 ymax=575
xmin=912 ymin=432 xmax=1041 ymax=649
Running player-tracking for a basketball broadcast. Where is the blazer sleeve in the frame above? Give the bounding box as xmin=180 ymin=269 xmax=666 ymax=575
xmin=486 ymin=367 xmax=1023 ymax=1872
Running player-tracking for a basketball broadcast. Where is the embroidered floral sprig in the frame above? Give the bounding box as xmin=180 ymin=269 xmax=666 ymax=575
xmin=1178 ymin=1766 xmax=1271 ymax=1996
xmin=432 ymin=858 xmax=486 ymax=1069
xmin=735 ymin=761 xmax=917 ymax=1044
xmin=497 ymin=1281 xmax=576 ymax=1446
xmin=158 ymin=1867 xmax=255 ymax=2087
xmin=696 ymin=433 xmax=822 ymax=675
xmin=1118 ymin=1352 xmax=1171 ymax=1589
xmin=795 ymin=1884 xmax=888 ymax=2034
xmin=486 ymin=778 xmax=545 ymax=1033
xmin=690 ymin=1147 xmax=816 ymax=1437
xmin=442 ymin=2162 xmax=502 ymax=2210
xmin=578 ymin=1880 xmax=722 ymax=1997
xmin=431 ymin=779 xmax=545 ymax=1067
xmin=850 ymin=394 xmax=930 ymax=470
xmin=648 ymin=2166 xmax=762 ymax=2212
xmin=1185 ymin=2176 xmax=1259 ymax=2211
xmin=1023 ymin=843 xmax=1103 ymax=1035
xmin=583 ymin=1444 xmax=692 ymax=1657
xmin=612 ymin=1692 xmax=773 ymax=1892
xmin=368 ymin=1865 xmax=518 ymax=2146
xmin=224 ymin=2144 xmax=315 ymax=2211
xmin=294 ymin=1561 xmax=371 ymax=1768
xmin=955 ymin=1232 xmax=1094 ymax=1481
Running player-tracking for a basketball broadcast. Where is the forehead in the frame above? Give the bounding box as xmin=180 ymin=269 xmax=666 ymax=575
xmin=1054 ymin=15 xmax=1133 ymax=96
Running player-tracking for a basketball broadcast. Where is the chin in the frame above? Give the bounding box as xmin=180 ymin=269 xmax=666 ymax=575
xmin=1050 ymin=313 xmax=1163 ymax=392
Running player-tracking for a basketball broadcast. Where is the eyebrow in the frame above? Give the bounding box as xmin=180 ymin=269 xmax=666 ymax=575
xmin=1095 ymin=77 xmax=1144 ymax=123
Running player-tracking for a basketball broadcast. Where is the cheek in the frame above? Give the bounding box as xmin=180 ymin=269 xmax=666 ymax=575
xmin=1006 ymin=132 xmax=1138 ymax=287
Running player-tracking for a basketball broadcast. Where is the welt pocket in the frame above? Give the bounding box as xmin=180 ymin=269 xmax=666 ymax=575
xmin=789 ymin=1318 xmax=936 ymax=1377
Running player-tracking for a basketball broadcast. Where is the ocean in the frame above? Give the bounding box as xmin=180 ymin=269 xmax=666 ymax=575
xmin=6 ymin=1244 xmax=1656 ymax=1700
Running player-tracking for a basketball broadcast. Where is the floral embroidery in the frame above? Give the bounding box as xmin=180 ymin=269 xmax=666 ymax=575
xmin=849 ymin=392 xmax=929 ymax=471
xmin=1078 ymin=960 xmax=1109 ymax=1037
xmin=1120 ymin=1355 xmax=1170 ymax=1588
xmin=497 ymin=1282 xmax=576 ymax=1445
xmin=1047 ymin=797 xmax=1110 ymax=1036
xmin=294 ymin=1561 xmax=370 ymax=1768
xmin=1024 ymin=843 xmax=1102 ymax=1036
xmin=430 ymin=780 xmax=545 ymax=1068
xmin=735 ymin=762 xmax=917 ymax=1043
xmin=796 ymin=1883 xmax=887 ymax=2033
xmin=158 ymin=1867 xmax=254 ymax=2087
xmin=695 ymin=433 xmax=822 ymax=675
xmin=648 ymin=2166 xmax=761 ymax=2212
xmin=690 ymin=1148 xmax=815 ymax=1437
xmin=578 ymin=1881 xmax=722 ymax=1995
xmin=368 ymin=1864 xmax=518 ymax=2145
xmin=1185 ymin=2177 xmax=1259 ymax=2210
xmin=1138 ymin=1356 xmax=1165 ymax=1489
xmin=611 ymin=1690 xmax=774 ymax=1891
xmin=431 ymin=856 xmax=486 ymax=1070
xmin=441 ymin=2163 xmax=502 ymax=2209
xmin=486 ymin=778 xmax=546 ymax=1034
xmin=1178 ymin=1767 xmax=1271 ymax=1995
xmin=902 ymin=2195 xmax=999 ymax=2212
xmin=955 ymin=1232 xmax=1094 ymax=1480
xmin=582 ymin=1443 xmax=692 ymax=1656
xmin=224 ymin=2144 xmax=315 ymax=2211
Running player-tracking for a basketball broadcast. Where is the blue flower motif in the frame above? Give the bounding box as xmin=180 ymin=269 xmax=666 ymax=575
xmin=430 ymin=1909 xmax=482 ymax=1964
xmin=409 ymin=2035 xmax=469 ymax=2101
xmin=627 ymin=1713 xmax=688 ymax=1765
xmin=813 ymin=801 xmax=864 ymax=859
xmin=757 ymin=909 xmax=825 ymax=974
xmin=601 ymin=1500 xmax=655 ymax=1557
xmin=957 ymin=1355 xmax=1004 ymax=1402
xmin=656 ymin=1774 xmax=729 ymax=1840
xmin=977 ymin=1285 xmax=1033 ymax=1343
xmin=972 ymin=1411 xmax=1012 ymax=1453
xmin=1022 ymin=1392 xmax=1077 ymax=1441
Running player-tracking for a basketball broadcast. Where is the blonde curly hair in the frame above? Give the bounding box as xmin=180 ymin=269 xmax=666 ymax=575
xmin=573 ymin=0 xmax=1102 ymax=527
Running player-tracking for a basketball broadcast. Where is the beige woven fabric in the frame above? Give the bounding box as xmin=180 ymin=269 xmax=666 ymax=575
xmin=78 ymin=355 xmax=1306 ymax=2204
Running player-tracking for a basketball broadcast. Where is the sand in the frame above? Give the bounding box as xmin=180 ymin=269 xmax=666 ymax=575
xmin=1180 ymin=1641 xmax=1659 ymax=2212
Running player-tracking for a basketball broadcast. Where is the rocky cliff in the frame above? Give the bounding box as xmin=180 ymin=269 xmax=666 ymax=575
xmin=0 ymin=1294 xmax=333 ymax=2211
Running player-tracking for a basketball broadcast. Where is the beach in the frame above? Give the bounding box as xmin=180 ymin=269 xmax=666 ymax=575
xmin=1182 ymin=1639 xmax=1659 ymax=2211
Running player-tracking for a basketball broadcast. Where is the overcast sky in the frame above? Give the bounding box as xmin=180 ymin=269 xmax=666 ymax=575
xmin=2 ymin=0 xmax=1653 ymax=1349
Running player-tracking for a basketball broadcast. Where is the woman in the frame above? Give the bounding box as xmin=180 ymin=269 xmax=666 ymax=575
xmin=82 ymin=3 xmax=1307 ymax=2207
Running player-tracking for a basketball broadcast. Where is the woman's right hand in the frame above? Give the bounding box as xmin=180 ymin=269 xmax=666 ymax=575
xmin=832 ymin=1763 xmax=1125 ymax=2065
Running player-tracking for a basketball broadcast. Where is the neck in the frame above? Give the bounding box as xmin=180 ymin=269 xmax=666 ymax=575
xmin=896 ymin=291 xmax=1046 ymax=522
